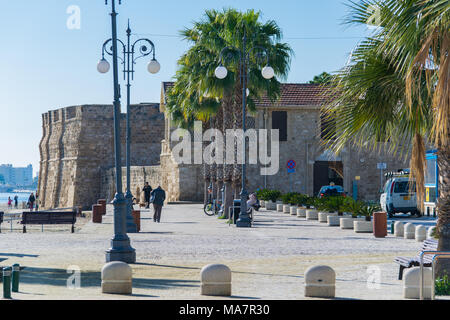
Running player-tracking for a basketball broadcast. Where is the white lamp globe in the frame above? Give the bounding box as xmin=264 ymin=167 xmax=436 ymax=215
xmin=147 ymin=59 xmax=161 ymax=74
xmin=97 ymin=58 xmax=110 ymax=74
xmin=215 ymin=66 xmax=228 ymax=79
xmin=261 ymin=66 xmax=275 ymax=79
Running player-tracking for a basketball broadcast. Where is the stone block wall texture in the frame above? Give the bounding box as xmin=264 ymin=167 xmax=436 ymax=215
xmin=38 ymin=104 xmax=164 ymax=210
xmin=160 ymin=105 xmax=409 ymax=203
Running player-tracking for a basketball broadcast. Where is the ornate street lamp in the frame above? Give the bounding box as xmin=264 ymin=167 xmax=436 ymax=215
xmin=215 ymin=33 xmax=274 ymax=228
xmin=98 ymin=17 xmax=160 ymax=234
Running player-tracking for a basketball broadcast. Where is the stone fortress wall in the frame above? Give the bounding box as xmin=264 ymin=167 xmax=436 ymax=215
xmin=38 ymin=103 xmax=165 ymax=210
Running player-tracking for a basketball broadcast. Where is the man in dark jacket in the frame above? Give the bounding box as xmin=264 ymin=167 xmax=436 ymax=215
xmin=150 ymin=186 xmax=166 ymax=223
xmin=143 ymin=182 xmax=152 ymax=209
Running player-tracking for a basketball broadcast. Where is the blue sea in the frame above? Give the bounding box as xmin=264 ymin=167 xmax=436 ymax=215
xmin=0 ymin=192 xmax=31 ymax=204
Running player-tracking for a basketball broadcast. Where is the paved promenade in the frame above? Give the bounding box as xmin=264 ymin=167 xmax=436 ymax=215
xmin=0 ymin=204 xmax=440 ymax=300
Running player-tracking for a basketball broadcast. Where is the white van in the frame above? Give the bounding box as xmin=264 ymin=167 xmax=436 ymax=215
xmin=380 ymin=177 xmax=420 ymax=218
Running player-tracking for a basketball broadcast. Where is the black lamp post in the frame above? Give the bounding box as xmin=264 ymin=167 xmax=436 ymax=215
xmin=215 ymin=32 xmax=275 ymax=228
xmin=96 ymin=0 xmax=135 ymax=263
xmin=98 ymin=19 xmax=160 ymax=233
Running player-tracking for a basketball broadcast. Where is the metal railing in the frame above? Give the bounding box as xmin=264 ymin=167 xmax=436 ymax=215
xmin=420 ymin=250 xmax=450 ymax=300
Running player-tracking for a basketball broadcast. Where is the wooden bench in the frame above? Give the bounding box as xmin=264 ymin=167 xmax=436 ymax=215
xmin=0 ymin=212 xmax=3 ymax=233
xmin=394 ymin=238 xmax=438 ymax=280
xmin=21 ymin=211 xmax=77 ymax=233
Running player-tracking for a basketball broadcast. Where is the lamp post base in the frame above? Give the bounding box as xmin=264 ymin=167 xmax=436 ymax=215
xmin=236 ymin=218 xmax=252 ymax=228
xmin=106 ymin=248 xmax=136 ymax=264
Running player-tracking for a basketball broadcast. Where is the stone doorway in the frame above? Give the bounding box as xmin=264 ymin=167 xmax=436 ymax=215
xmin=313 ymin=161 xmax=344 ymax=196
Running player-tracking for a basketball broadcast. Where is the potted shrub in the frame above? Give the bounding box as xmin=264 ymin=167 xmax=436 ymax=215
xmin=353 ymin=202 xmax=380 ymax=233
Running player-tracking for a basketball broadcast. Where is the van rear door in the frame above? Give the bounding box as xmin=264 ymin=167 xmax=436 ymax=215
xmin=392 ymin=180 xmax=416 ymax=212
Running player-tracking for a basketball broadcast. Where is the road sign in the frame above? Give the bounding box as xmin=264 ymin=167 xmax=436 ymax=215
xmin=287 ymin=160 xmax=296 ymax=170
xmin=377 ymin=163 xmax=387 ymax=170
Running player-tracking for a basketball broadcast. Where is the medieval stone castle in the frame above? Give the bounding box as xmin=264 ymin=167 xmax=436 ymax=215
xmin=37 ymin=82 xmax=409 ymax=210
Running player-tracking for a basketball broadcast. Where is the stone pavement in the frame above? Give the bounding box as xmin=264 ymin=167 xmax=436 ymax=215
xmin=0 ymin=204 xmax=444 ymax=300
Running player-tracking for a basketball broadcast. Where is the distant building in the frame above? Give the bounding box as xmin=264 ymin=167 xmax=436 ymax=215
xmin=0 ymin=164 xmax=33 ymax=186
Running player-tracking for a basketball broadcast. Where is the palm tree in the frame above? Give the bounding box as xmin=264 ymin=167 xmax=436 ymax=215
xmin=322 ymin=0 xmax=448 ymax=274
xmin=167 ymin=8 xmax=292 ymax=217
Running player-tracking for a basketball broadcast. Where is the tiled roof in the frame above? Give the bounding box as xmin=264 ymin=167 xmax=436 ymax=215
xmin=256 ymin=83 xmax=333 ymax=107
xmin=162 ymin=82 xmax=333 ymax=107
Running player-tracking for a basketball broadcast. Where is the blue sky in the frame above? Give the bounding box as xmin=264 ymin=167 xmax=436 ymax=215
xmin=0 ymin=0 xmax=368 ymax=175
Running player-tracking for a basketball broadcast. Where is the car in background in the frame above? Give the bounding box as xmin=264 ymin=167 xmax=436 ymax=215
xmin=380 ymin=176 xmax=419 ymax=218
xmin=317 ymin=185 xmax=345 ymax=198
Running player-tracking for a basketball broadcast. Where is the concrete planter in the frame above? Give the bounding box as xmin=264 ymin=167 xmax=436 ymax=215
xmin=260 ymin=200 xmax=265 ymax=208
xmin=290 ymin=206 xmax=298 ymax=216
xmin=283 ymin=205 xmax=291 ymax=214
xmin=306 ymin=209 xmax=319 ymax=220
xmin=340 ymin=217 xmax=364 ymax=229
xmin=354 ymin=220 xmax=373 ymax=233
xmin=318 ymin=211 xmax=337 ymax=223
xmin=297 ymin=207 xmax=307 ymax=218
xmin=265 ymin=201 xmax=277 ymax=211
xmin=277 ymin=204 xmax=284 ymax=212
xmin=327 ymin=215 xmax=341 ymax=226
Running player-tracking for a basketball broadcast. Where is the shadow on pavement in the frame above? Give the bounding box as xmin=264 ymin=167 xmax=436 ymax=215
xmin=0 ymin=253 xmax=39 ymax=258
xmin=17 ymin=266 xmax=200 ymax=291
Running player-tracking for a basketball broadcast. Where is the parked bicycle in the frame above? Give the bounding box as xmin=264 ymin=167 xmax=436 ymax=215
xmin=204 ymin=185 xmax=222 ymax=216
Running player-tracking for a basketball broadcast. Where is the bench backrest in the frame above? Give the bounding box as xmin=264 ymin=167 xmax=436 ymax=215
xmin=22 ymin=211 xmax=76 ymax=225
xmin=420 ymin=239 xmax=438 ymax=252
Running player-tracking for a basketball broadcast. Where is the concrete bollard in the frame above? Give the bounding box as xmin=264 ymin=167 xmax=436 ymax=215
xmin=403 ymin=267 xmax=432 ymax=299
xmin=92 ymin=204 xmax=103 ymax=223
xmin=415 ymin=225 xmax=427 ymax=242
xmin=305 ymin=265 xmax=336 ymax=298
xmin=277 ymin=204 xmax=284 ymax=212
xmin=394 ymin=222 xmax=405 ymax=237
xmin=200 ymin=264 xmax=232 ymax=297
xmin=404 ymin=223 xmax=416 ymax=239
xmin=283 ymin=205 xmax=290 ymax=214
xmin=306 ymin=209 xmax=319 ymax=220
xmin=98 ymin=199 xmax=107 ymax=215
xmin=427 ymin=226 xmax=436 ymax=239
xmin=297 ymin=208 xmax=307 ymax=218
xmin=101 ymin=262 xmax=132 ymax=294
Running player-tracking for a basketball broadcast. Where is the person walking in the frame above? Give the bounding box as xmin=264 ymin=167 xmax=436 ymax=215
xmin=14 ymin=195 xmax=18 ymax=209
xmin=28 ymin=192 xmax=36 ymax=212
xmin=143 ymin=182 xmax=152 ymax=209
xmin=150 ymin=186 xmax=166 ymax=223
xmin=7 ymin=197 xmax=12 ymax=209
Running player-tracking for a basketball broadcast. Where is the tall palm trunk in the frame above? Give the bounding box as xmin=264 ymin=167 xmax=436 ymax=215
xmin=222 ymin=89 xmax=234 ymax=218
xmin=215 ymin=107 xmax=224 ymax=209
xmin=203 ymin=120 xmax=211 ymax=205
xmin=436 ymin=144 xmax=450 ymax=277
xmin=232 ymin=79 xmax=244 ymax=192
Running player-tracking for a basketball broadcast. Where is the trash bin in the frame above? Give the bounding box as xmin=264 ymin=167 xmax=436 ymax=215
xmin=373 ymin=211 xmax=387 ymax=238
xmin=132 ymin=210 xmax=141 ymax=232
xmin=92 ymin=204 xmax=102 ymax=224
xmin=98 ymin=199 xmax=107 ymax=215
xmin=233 ymin=200 xmax=241 ymax=224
